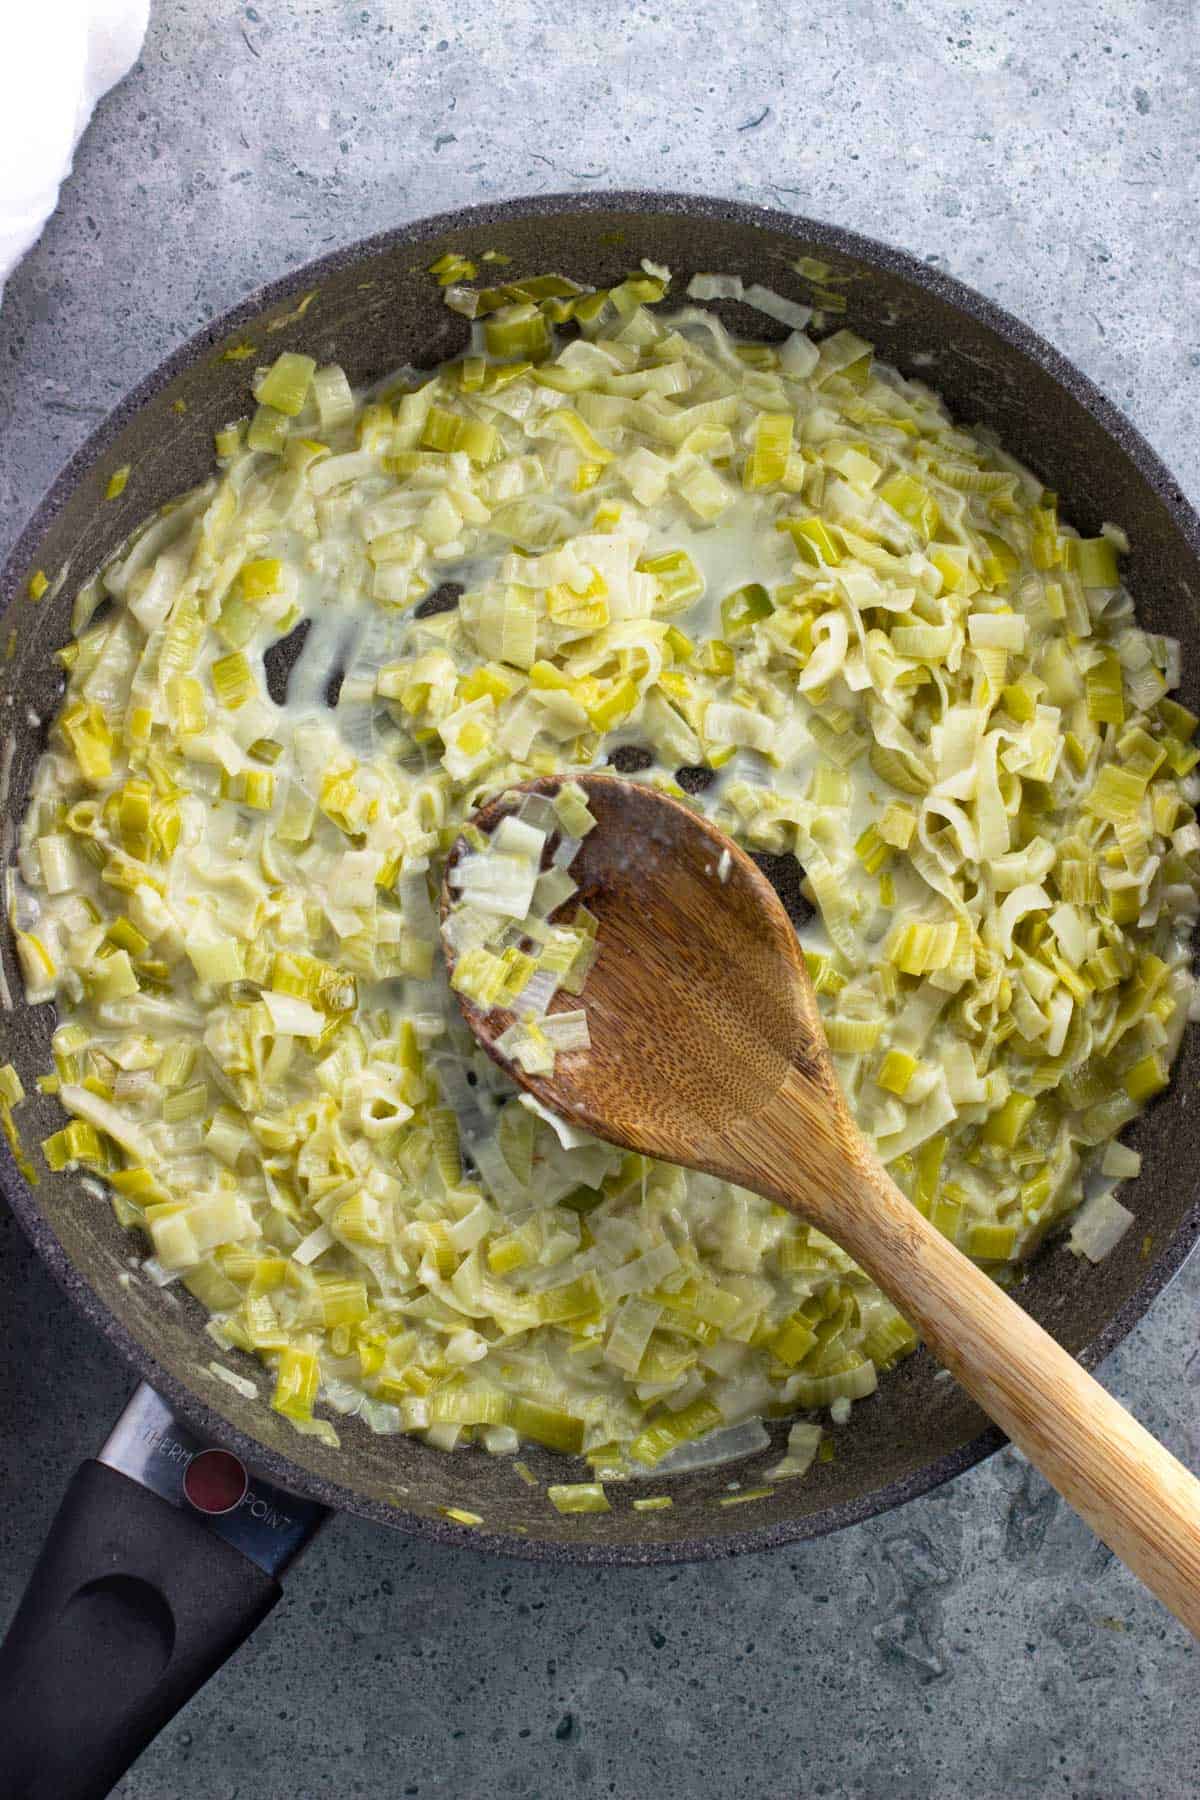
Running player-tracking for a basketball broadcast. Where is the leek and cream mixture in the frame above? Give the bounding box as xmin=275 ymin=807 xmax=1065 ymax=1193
xmin=15 ymin=256 xmax=1200 ymax=1484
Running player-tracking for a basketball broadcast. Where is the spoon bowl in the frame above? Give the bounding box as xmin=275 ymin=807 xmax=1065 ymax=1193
xmin=443 ymin=773 xmax=837 ymax=1178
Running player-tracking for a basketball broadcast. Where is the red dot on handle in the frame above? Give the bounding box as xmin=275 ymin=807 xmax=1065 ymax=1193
xmin=183 ymin=1448 xmax=249 ymax=1516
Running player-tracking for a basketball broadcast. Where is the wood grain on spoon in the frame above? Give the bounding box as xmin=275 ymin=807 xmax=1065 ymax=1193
xmin=442 ymin=772 xmax=1200 ymax=1639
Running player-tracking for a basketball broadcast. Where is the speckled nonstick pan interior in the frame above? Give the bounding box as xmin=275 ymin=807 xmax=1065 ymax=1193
xmin=3 ymin=192 xmax=1199 ymax=1566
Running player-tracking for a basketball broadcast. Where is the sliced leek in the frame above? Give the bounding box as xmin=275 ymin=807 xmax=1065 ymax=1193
xmin=16 ymin=254 xmax=1196 ymax=1485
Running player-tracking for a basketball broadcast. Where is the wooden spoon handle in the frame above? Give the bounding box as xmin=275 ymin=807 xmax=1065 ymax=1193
xmin=743 ymin=1071 xmax=1200 ymax=1638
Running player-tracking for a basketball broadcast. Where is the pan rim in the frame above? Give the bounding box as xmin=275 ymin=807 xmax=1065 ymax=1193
xmin=3 ymin=186 xmax=1199 ymax=1566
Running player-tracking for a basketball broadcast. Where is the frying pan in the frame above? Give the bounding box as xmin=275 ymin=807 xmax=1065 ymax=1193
xmin=1 ymin=191 xmax=1199 ymax=1799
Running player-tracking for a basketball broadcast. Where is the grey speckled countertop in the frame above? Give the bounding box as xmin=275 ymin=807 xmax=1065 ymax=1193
xmin=2 ymin=3 xmax=1199 ymax=1795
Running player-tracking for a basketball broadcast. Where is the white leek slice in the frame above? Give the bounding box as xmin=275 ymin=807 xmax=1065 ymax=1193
xmin=1067 ymin=1192 xmax=1135 ymax=1263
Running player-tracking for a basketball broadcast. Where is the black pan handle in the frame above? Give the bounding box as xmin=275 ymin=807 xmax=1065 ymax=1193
xmin=0 ymin=1459 xmax=281 ymax=1800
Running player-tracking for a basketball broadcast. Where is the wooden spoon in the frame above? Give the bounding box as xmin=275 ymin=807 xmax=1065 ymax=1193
xmin=442 ymin=772 xmax=1200 ymax=1632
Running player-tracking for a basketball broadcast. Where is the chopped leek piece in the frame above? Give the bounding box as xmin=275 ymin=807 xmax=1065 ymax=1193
xmin=639 ymin=549 xmax=705 ymax=613
xmin=1067 ymin=535 xmax=1120 ymax=588
xmin=0 ymin=1064 xmax=25 ymax=1108
xmin=720 ymin=584 xmax=773 ymax=641
xmin=547 ymin=1482 xmax=610 ymax=1514
xmin=255 ymin=352 xmax=317 ymax=417
xmin=247 ymin=404 xmax=289 ymax=454
xmin=485 ymin=302 xmax=552 ymax=361
xmin=877 ymin=1051 xmax=919 ymax=1097
xmin=880 ymin=473 xmax=939 ymax=539
xmin=272 ymin=1346 xmax=319 ymax=1421
xmin=1123 ymin=1054 xmax=1169 ymax=1104
xmin=1068 ymin=1190 xmax=1134 ymax=1261
xmin=630 ymin=1398 xmax=722 ymax=1467
xmin=509 ymin=1400 xmax=584 ymax=1455
xmin=744 ymin=412 xmax=794 ymax=490
xmin=778 ymin=516 xmax=843 ymax=566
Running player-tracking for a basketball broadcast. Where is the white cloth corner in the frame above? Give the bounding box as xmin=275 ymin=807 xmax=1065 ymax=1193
xmin=0 ymin=0 xmax=149 ymax=301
